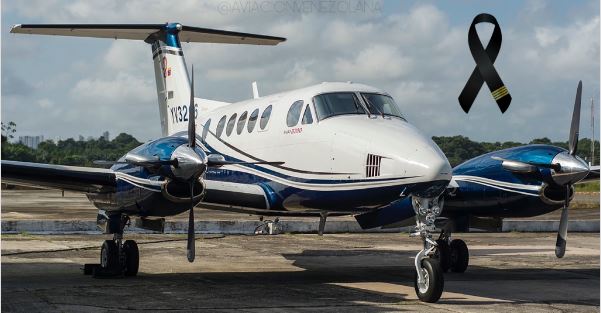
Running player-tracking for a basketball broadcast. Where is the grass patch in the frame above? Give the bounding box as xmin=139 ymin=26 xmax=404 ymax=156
xmin=575 ymin=181 xmax=600 ymax=192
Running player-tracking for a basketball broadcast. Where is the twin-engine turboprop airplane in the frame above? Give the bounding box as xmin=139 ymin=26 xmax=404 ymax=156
xmin=2 ymin=23 xmax=597 ymax=303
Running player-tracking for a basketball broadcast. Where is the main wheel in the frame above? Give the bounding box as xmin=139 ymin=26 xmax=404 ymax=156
xmin=434 ymin=239 xmax=451 ymax=272
xmin=100 ymin=240 xmax=118 ymax=271
xmin=449 ymin=239 xmax=469 ymax=273
xmin=414 ymin=258 xmax=444 ymax=303
xmin=123 ymin=240 xmax=139 ymax=276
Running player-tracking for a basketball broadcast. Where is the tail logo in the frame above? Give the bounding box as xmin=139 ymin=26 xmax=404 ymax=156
xmin=161 ymin=57 xmax=172 ymax=78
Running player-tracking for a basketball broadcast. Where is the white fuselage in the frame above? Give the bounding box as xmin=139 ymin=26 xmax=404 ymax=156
xmin=166 ymin=82 xmax=452 ymax=211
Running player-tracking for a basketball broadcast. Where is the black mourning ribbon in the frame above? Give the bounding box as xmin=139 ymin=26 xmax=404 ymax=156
xmin=459 ymin=13 xmax=511 ymax=113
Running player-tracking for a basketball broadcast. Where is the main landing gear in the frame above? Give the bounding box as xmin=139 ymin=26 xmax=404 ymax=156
xmin=84 ymin=214 xmax=139 ymax=277
xmin=434 ymin=231 xmax=469 ymax=273
xmin=410 ymin=196 xmax=470 ymax=303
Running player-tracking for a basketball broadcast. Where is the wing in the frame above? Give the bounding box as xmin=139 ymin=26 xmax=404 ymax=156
xmin=1 ymin=160 xmax=116 ymax=193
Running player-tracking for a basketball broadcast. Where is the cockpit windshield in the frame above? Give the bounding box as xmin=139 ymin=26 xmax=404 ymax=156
xmin=361 ymin=93 xmax=405 ymax=120
xmin=313 ymin=92 xmax=365 ymax=120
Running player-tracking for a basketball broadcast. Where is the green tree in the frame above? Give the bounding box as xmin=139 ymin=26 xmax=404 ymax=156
xmin=1 ymin=121 xmax=17 ymax=142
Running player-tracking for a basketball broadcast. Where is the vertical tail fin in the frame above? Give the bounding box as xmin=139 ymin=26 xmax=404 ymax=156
xmin=147 ymin=23 xmax=191 ymax=136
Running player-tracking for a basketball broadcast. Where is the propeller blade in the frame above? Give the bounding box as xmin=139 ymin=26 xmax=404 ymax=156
xmin=554 ymin=186 xmax=570 ymax=258
xmin=186 ymin=182 xmax=196 ymax=262
xmin=188 ymin=65 xmax=196 ymax=149
xmin=568 ymin=81 xmax=582 ymax=155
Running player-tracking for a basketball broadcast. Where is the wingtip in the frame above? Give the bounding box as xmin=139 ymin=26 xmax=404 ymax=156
xmin=10 ymin=24 xmax=22 ymax=33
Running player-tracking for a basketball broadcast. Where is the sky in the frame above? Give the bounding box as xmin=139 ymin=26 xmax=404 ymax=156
xmin=1 ymin=0 xmax=599 ymax=143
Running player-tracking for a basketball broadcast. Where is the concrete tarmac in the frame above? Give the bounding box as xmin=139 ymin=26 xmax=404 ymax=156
xmin=2 ymin=232 xmax=599 ymax=312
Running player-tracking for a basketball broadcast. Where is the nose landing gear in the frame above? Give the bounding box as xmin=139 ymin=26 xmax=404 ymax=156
xmin=410 ymin=196 xmax=445 ymax=303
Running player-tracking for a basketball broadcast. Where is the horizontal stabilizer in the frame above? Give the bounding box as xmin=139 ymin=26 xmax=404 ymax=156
xmin=10 ymin=24 xmax=286 ymax=45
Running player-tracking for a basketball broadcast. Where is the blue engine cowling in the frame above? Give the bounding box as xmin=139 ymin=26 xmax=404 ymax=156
xmin=88 ymin=137 xmax=205 ymax=217
xmin=445 ymin=144 xmax=569 ymax=218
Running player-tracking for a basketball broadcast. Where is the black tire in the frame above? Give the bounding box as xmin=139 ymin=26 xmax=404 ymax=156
xmin=435 ymin=239 xmax=451 ymax=273
xmin=449 ymin=239 xmax=469 ymax=273
xmin=123 ymin=240 xmax=139 ymax=276
xmin=413 ymin=258 xmax=444 ymax=303
xmin=100 ymin=240 xmax=118 ymax=270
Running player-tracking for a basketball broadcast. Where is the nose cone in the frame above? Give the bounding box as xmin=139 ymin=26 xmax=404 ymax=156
xmin=366 ymin=119 xmax=452 ymax=190
xmin=551 ymin=151 xmax=589 ymax=185
xmin=170 ymin=145 xmax=207 ymax=181
xmin=406 ymin=134 xmax=452 ymax=196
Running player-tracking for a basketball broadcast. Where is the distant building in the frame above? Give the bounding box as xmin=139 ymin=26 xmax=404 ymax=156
xmin=19 ymin=135 xmax=44 ymax=149
xmin=78 ymin=135 xmax=84 ymax=141
xmin=102 ymin=131 xmax=110 ymax=141
xmin=86 ymin=136 xmax=94 ymax=141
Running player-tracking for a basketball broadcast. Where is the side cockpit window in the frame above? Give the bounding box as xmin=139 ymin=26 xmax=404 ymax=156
xmin=260 ymin=105 xmax=272 ymax=130
xmin=286 ymin=100 xmax=303 ymax=127
xmin=301 ymin=104 xmax=313 ymax=124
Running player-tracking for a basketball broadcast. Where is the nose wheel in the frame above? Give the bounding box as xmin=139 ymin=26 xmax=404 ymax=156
xmin=414 ymin=258 xmax=444 ymax=302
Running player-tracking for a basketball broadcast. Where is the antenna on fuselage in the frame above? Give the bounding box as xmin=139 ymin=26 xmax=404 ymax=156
xmin=252 ymin=81 xmax=260 ymax=99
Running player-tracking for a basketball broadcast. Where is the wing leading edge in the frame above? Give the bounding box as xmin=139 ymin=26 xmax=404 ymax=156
xmin=1 ymin=160 xmax=116 ymax=193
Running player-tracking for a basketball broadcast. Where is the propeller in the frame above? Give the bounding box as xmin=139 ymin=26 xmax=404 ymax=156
xmin=186 ymin=65 xmax=197 ymax=263
xmin=555 ymin=80 xmax=583 ymax=258
xmin=490 ymin=81 xmax=588 ymax=258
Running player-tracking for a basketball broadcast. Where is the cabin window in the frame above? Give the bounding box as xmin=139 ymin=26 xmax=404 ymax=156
xmin=286 ymin=100 xmax=303 ymax=127
xmin=247 ymin=108 xmax=259 ymax=133
xmin=202 ymin=119 xmax=211 ymax=141
xmin=216 ymin=116 xmax=226 ymax=138
xmin=260 ymin=105 xmax=272 ymax=130
xmin=313 ymin=92 xmax=365 ymax=121
xmin=226 ymin=113 xmax=237 ymax=136
xmin=361 ymin=93 xmax=406 ymax=120
xmin=301 ymin=104 xmax=313 ymax=124
xmin=237 ymin=111 xmax=248 ymax=135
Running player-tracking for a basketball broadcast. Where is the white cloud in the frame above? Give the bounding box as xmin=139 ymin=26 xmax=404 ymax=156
xmin=333 ymin=45 xmax=412 ymax=81
xmin=37 ymin=98 xmax=54 ymax=109
xmin=1 ymin=0 xmax=599 ymax=143
xmin=69 ymin=72 xmax=154 ymax=104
